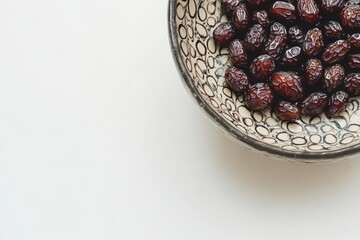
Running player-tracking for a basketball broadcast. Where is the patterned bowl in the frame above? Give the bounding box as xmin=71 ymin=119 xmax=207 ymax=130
xmin=168 ymin=0 xmax=360 ymax=162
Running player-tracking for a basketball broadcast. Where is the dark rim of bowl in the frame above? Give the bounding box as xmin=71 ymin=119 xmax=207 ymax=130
xmin=167 ymin=0 xmax=360 ymax=161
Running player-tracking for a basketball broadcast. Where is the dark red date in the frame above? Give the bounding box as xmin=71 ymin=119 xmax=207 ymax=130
xmin=299 ymin=92 xmax=328 ymax=116
xmin=271 ymin=1 xmax=297 ymax=22
xmin=250 ymin=54 xmax=276 ymax=82
xmin=252 ymin=11 xmax=270 ymax=27
xmin=304 ymin=58 xmax=323 ymax=85
xmin=297 ymin=0 xmax=319 ymax=24
xmin=322 ymin=40 xmax=350 ymax=64
xmin=244 ymin=83 xmax=274 ymax=110
xmin=340 ymin=5 xmax=360 ymax=29
xmin=232 ymin=4 xmax=250 ymax=31
xmin=270 ymin=71 xmax=304 ymax=101
xmin=225 ymin=66 xmax=250 ymax=93
xmin=275 ymin=101 xmax=300 ymax=121
xmin=344 ymin=73 xmax=360 ymax=96
xmin=303 ymin=28 xmax=324 ymax=57
xmin=323 ymin=64 xmax=345 ymax=93
xmin=213 ymin=23 xmax=235 ymax=46
xmin=326 ymin=91 xmax=349 ymax=117
xmin=229 ymin=40 xmax=248 ymax=67
xmin=244 ymin=24 xmax=267 ymax=52
xmin=323 ymin=21 xmax=344 ymax=39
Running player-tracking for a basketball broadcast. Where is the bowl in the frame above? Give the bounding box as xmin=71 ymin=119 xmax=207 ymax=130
xmin=168 ymin=0 xmax=360 ymax=162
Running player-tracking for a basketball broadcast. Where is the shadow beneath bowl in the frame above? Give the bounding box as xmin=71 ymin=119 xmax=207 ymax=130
xmin=200 ymin=116 xmax=359 ymax=204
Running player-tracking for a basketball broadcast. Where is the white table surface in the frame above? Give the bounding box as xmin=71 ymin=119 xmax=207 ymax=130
xmin=1 ymin=1 xmax=360 ymax=239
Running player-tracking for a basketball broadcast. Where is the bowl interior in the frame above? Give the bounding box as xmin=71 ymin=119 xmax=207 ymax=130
xmin=169 ymin=0 xmax=360 ymax=161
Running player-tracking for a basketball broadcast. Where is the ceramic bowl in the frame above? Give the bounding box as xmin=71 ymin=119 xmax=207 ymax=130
xmin=168 ymin=0 xmax=360 ymax=162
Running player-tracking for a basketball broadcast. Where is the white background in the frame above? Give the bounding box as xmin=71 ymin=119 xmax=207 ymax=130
xmin=1 ymin=0 xmax=360 ymax=239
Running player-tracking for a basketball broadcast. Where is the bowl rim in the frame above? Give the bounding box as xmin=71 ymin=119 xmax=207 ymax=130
xmin=167 ymin=0 xmax=360 ymax=161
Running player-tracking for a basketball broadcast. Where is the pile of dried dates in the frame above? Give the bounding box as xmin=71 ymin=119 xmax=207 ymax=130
xmin=214 ymin=0 xmax=360 ymax=121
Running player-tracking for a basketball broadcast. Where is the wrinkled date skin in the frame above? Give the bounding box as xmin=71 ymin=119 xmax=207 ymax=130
xmin=271 ymin=1 xmax=297 ymax=22
xmin=229 ymin=40 xmax=248 ymax=67
xmin=225 ymin=66 xmax=250 ymax=93
xmin=280 ymin=46 xmax=302 ymax=66
xmin=270 ymin=71 xmax=304 ymax=101
xmin=326 ymin=91 xmax=349 ymax=117
xmin=303 ymin=28 xmax=324 ymax=57
xmin=348 ymin=54 xmax=360 ymax=69
xmin=252 ymin=11 xmax=270 ymax=27
xmin=344 ymin=73 xmax=360 ymax=96
xmin=320 ymin=0 xmax=345 ymax=13
xmin=323 ymin=64 xmax=345 ymax=93
xmin=322 ymin=40 xmax=350 ymax=64
xmin=275 ymin=101 xmax=300 ymax=121
xmin=250 ymin=54 xmax=276 ymax=82
xmin=323 ymin=21 xmax=344 ymax=39
xmin=232 ymin=4 xmax=250 ymax=31
xmin=297 ymin=0 xmax=319 ymax=24
xmin=263 ymin=22 xmax=288 ymax=59
xmin=269 ymin=21 xmax=287 ymax=36
xmin=244 ymin=83 xmax=274 ymax=110
xmin=340 ymin=5 xmax=360 ymax=29
xmin=244 ymin=24 xmax=267 ymax=52
xmin=299 ymin=92 xmax=328 ymax=115
xmin=213 ymin=23 xmax=235 ymax=46
xmin=304 ymin=58 xmax=323 ymax=85
xmin=348 ymin=33 xmax=360 ymax=51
